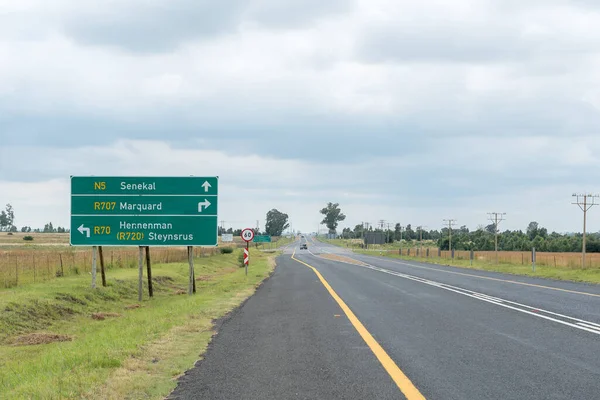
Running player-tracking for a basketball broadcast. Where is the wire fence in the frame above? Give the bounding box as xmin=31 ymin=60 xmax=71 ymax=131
xmin=0 ymin=247 xmax=219 ymax=289
xmin=374 ymin=248 xmax=600 ymax=269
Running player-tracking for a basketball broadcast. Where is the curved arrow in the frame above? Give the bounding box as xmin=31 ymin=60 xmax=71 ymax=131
xmin=198 ymin=199 xmax=211 ymax=212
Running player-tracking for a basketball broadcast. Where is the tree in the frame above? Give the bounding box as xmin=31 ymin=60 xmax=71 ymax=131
xmin=404 ymin=224 xmax=415 ymax=240
xmin=0 ymin=211 xmax=7 ymax=232
xmin=527 ymin=221 xmax=539 ymax=241
xmin=5 ymin=204 xmax=15 ymax=232
xmin=353 ymin=224 xmax=364 ymax=238
xmin=265 ymin=209 xmax=290 ymax=236
xmin=319 ymin=202 xmax=346 ymax=234
xmin=43 ymin=222 xmax=55 ymax=233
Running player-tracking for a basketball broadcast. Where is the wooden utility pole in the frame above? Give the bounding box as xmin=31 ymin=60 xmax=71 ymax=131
xmin=488 ymin=213 xmax=506 ymax=264
xmin=443 ymin=219 xmax=457 ymax=255
xmin=417 ymin=226 xmax=427 ymax=257
xmin=572 ymin=194 xmax=599 ymax=268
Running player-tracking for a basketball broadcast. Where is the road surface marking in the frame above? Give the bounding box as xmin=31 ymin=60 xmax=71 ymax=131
xmin=291 ymin=251 xmax=426 ymax=400
xmin=342 ymin=261 xmax=600 ymax=337
xmin=358 ymin=255 xmax=600 ymax=298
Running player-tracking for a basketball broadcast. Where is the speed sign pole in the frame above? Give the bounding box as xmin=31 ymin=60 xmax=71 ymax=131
xmin=241 ymin=228 xmax=254 ymax=276
xmin=245 ymin=243 xmax=249 ymax=276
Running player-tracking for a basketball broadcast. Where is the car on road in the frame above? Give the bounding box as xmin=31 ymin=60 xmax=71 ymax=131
xmin=300 ymin=243 xmax=307 ymax=250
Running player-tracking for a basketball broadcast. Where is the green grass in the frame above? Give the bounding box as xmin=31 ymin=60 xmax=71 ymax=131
xmin=354 ymin=250 xmax=600 ymax=284
xmin=319 ymin=237 xmax=438 ymax=250
xmin=0 ymin=248 xmax=276 ymax=399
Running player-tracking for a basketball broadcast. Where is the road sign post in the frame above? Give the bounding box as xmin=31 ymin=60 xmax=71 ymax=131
xmin=241 ymin=228 xmax=254 ymax=276
xmin=71 ymin=176 xmax=218 ymax=290
xmin=70 ymin=176 xmax=218 ymax=247
xmin=253 ymin=235 xmax=271 ymax=243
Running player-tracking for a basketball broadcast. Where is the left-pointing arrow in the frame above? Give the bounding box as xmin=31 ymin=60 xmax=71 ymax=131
xmin=78 ymin=224 xmax=91 ymax=238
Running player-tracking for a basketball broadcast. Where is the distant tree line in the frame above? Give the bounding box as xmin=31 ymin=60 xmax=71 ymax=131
xmin=0 ymin=204 xmax=68 ymax=233
xmin=340 ymin=221 xmax=599 ymax=253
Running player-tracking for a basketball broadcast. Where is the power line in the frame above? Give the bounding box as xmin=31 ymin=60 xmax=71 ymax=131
xmin=572 ymin=193 xmax=600 ymax=268
xmin=487 ymin=212 xmax=506 ymax=264
xmin=442 ymin=219 xmax=457 ymax=252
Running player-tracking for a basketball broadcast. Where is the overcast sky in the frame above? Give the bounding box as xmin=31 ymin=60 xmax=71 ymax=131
xmin=2 ymin=0 xmax=600 ymax=234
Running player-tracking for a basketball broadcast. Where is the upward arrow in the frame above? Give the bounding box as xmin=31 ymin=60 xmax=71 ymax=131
xmin=198 ymin=199 xmax=211 ymax=212
xmin=202 ymin=181 xmax=212 ymax=193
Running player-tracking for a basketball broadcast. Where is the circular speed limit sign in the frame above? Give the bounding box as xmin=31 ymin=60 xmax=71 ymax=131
xmin=241 ymin=228 xmax=255 ymax=242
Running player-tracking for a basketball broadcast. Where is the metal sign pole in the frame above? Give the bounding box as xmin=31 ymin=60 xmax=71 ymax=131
xmin=91 ymin=246 xmax=97 ymax=289
xmin=188 ymin=246 xmax=194 ymax=295
xmin=138 ymin=246 xmax=143 ymax=301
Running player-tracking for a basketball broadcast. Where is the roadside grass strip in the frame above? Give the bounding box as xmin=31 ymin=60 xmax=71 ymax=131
xmin=0 ymin=250 xmax=276 ymax=399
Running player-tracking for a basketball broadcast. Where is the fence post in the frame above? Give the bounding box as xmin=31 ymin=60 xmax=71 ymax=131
xmin=532 ymin=247 xmax=536 ymax=272
xmin=15 ymin=256 xmax=19 ymax=287
xmin=470 ymin=250 xmax=474 ymax=266
xmin=33 ymin=255 xmax=36 ymax=283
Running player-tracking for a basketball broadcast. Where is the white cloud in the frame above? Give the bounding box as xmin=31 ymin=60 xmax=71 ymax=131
xmin=2 ymin=0 xmax=600 ymax=234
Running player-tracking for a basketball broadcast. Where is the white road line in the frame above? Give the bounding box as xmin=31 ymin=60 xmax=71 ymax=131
xmin=577 ymin=320 xmax=600 ymax=329
xmin=327 ymin=260 xmax=600 ymax=337
xmin=577 ymin=323 xmax=600 ymax=333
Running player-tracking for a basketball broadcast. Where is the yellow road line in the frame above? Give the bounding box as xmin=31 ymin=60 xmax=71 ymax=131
xmin=372 ymin=257 xmax=600 ymax=298
xmin=291 ymin=253 xmax=425 ymax=400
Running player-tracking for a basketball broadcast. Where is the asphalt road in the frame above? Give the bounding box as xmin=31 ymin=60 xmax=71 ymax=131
xmin=170 ymin=237 xmax=600 ymax=399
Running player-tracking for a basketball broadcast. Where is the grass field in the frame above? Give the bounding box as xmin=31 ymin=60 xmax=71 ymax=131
xmin=0 ymin=248 xmax=277 ymax=399
xmin=321 ymin=237 xmax=438 ymax=249
xmin=352 ymin=250 xmax=600 ymax=284
xmin=316 ymin=237 xmax=600 ymax=284
xmin=0 ymin=233 xmax=293 ymax=288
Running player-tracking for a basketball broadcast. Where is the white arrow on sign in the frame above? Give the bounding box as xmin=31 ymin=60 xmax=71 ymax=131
xmin=202 ymin=181 xmax=212 ymax=192
xmin=78 ymin=224 xmax=91 ymax=238
xmin=198 ymin=199 xmax=211 ymax=212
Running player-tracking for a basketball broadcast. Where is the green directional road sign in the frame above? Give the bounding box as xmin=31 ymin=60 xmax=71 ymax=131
xmin=70 ymin=176 xmax=218 ymax=247
xmin=253 ymin=235 xmax=272 ymax=243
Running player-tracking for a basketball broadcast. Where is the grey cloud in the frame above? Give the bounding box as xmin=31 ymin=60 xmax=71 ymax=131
xmin=247 ymin=0 xmax=353 ymax=29
xmin=357 ymin=23 xmax=537 ymax=64
xmin=62 ymin=0 xmax=354 ymax=53
xmin=63 ymin=0 xmax=247 ymax=53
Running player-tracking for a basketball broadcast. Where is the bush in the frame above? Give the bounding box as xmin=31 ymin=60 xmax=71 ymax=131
xmin=238 ymin=251 xmax=245 ymax=268
xmin=220 ymin=247 xmax=234 ymax=254
xmin=7 ymin=232 xmax=13 ymax=236
xmin=23 ymin=235 xmax=34 ymax=241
